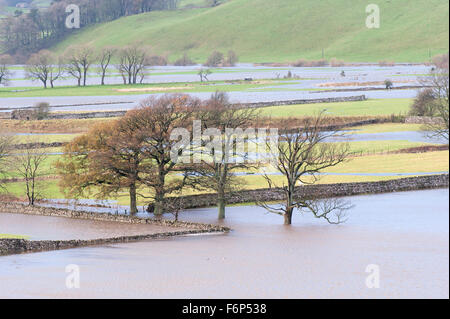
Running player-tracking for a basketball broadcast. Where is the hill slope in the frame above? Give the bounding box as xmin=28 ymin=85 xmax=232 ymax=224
xmin=53 ymin=0 xmax=449 ymax=63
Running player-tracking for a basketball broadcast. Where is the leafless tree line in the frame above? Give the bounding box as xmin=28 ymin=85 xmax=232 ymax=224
xmin=0 ymin=44 xmax=165 ymax=88
xmin=0 ymin=44 xmax=241 ymax=88
xmin=56 ymin=92 xmax=354 ymax=225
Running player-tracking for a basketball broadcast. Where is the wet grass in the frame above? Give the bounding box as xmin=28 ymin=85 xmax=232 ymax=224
xmin=349 ymin=123 xmax=424 ymax=134
xmin=1 ymin=149 xmax=447 ymax=205
xmin=0 ymin=79 xmax=293 ymax=98
xmin=0 ymin=234 xmax=29 ymax=239
xmin=259 ymin=99 xmax=412 ymax=117
xmin=324 ymin=150 xmax=449 ymax=174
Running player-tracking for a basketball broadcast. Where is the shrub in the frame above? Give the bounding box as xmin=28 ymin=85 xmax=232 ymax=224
xmin=174 ymin=53 xmax=196 ymax=66
xmin=225 ymin=50 xmax=238 ymax=66
xmin=205 ymin=51 xmax=224 ymax=67
xmin=384 ymin=79 xmax=394 ymax=90
xmin=147 ymin=55 xmax=168 ymax=66
xmin=330 ymin=58 xmax=345 ymax=67
xmin=432 ymin=53 xmax=449 ymax=69
xmin=409 ymin=89 xmax=437 ymax=116
xmin=33 ymin=102 xmax=50 ymax=120
xmin=292 ymin=59 xmax=328 ymax=67
xmin=379 ymin=60 xmax=395 ymax=67
xmin=389 ymin=114 xmax=406 ymax=123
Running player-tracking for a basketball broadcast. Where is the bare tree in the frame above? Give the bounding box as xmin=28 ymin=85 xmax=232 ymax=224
xmin=258 ymin=115 xmax=353 ymax=225
xmin=174 ymin=53 xmax=195 ymax=66
xmin=57 ymin=120 xmax=150 ymax=215
xmin=15 ymin=145 xmax=48 ymax=206
xmin=185 ymin=92 xmax=260 ymax=219
xmin=225 ymin=50 xmax=238 ymax=66
xmin=418 ymin=66 xmax=449 ymax=142
xmin=0 ymin=54 xmax=13 ymax=86
xmin=0 ymin=133 xmax=13 ymax=191
xmin=116 ymin=44 xmax=149 ymax=84
xmin=98 ymin=47 xmax=116 ymax=85
xmin=65 ymin=45 xmax=95 ymax=87
xmin=25 ymin=50 xmax=56 ymax=89
xmin=123 ymin=94 xmax=200 ymax=216
xmin=205 ymin=51 xmax=224 ymax=67
xmin=49 ymin=56 xmax=64 ymax=88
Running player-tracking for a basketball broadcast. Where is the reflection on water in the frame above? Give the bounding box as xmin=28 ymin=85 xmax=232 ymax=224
xmin=0 ymin=189 xmax=448 ymax=298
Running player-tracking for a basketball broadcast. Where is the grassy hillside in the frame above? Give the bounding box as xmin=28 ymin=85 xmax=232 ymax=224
xmin=53 ymin=0 xmax=449 ymax=63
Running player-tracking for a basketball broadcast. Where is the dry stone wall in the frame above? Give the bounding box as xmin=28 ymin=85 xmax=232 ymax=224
xmin=168 ymin=174 xmax=449 ymax=209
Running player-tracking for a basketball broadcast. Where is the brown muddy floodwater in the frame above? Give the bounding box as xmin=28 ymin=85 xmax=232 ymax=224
xmin=0 ymin=189 xmax=448 ymax=299
xmin=0 ymin=213 xmax=183 ymax=240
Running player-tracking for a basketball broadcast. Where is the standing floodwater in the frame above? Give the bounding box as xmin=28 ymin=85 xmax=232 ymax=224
xmin=0 ymin=189 xmax=448 ymax=298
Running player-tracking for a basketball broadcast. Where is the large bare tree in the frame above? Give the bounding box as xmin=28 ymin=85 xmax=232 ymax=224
xmin=124 ymin=94 xmax=200 ymax=216
xmin=58 ymin=94 xmax=200 ymax=216
xmin=58 ymin=120 xmax=149 ymax=215
xmin=116 ymin=44 xmax=149 ymax=84
xmin=49 ymin=56 xmax=65 ymax=89
xmin=97 ymin=47 xmax=116 ymax=85
xmin=65 ymin=45 xmax=95 ymax=87
xmin=184 ymin=92 xmax=260 ymax=219
xmin=15 ymin=145 xmax=48 ymax=206
xmin=25 ymin=50 xmax=57 ymax=89
xmin=258 ymin=115 xmax=353 ymax=225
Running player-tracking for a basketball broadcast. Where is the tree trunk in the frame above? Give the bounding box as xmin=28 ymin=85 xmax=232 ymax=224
xmin=284 ymin=208 xmax=293 ymax=225
xmin=217 ymin=188 xmax=226 ymax=219
xmin=129 ymin=183 xmax=137 ymax=215
xmin=83 ymin=69 xmax=88 ymax=86
xmin=154 ymin=191 xmax=164 ymax=216
xmin=218 ymin=199 xmax=226 ymax=220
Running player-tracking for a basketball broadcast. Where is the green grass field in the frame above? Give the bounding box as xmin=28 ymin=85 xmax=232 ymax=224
xmin=0 ymin=79 xmax=293 ymax=98
xmin=0 ymin=234 xmax=29 ymax=239
xmin=260 ymin=99 xmax=413 ymax=117
xmin=1 ymin=146 xmax=447 ymax=205
xmin=350 ymin=123 xmax=423 ymax=134
xmin=52 ymin=0 xmax=449 ymax=63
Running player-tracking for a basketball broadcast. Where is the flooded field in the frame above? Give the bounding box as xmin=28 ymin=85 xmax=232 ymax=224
xmin=0 ymin=213 xmax=181 ymax=240
xmin=0 ymin=189 xmax=448 ymax=299
xmin=0 ymin=64 xmax=431 ymax=112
